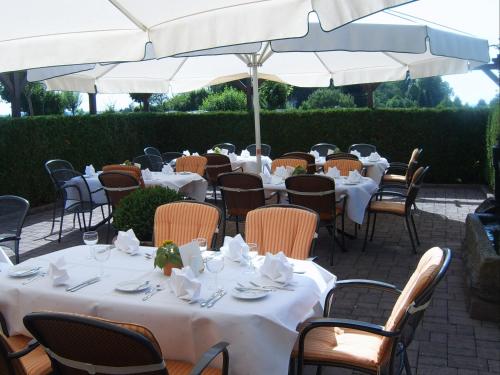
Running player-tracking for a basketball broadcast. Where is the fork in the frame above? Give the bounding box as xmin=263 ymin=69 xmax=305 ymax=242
xmin=22 ymin=272 xmax=47 ymax=285
xmin=250 ymin=281 xmax=295 ymax=291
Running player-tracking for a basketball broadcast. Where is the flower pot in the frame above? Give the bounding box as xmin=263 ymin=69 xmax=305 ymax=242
xmin=163 ymin=263 xmax=181 ymax=276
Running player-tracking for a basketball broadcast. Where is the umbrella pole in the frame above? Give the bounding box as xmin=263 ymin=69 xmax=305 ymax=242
xmin=250 ymin=55 xmax=262 ymax=172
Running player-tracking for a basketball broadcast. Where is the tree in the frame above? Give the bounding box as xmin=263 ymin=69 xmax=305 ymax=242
xmin=129 ymin=93 xmax=152 ymax=112
xmin=300 ymin=88 xmax=356 ymax=109
xmin=199 ymin=87 xmax=246 ymax=111
xmin=61 ymin=92 xmax=82 ymax=115
xmin=162 ymin=90 xmax=209 ymax=111
xmin=259 ymin=81 xmax=292 ymax=109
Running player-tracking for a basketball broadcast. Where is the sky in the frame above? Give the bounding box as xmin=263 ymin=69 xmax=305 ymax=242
xmin=0 ymin=0 xmax=498 ymax=115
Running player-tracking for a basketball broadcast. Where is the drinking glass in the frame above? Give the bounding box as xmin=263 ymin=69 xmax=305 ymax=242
xmin=83 ymin=231 xmax=98 ymax=259
xmin=93 ymin=245 xmax=111 ymax=277
xmin=195 ymin=237 xmax=208 ymax=253
xmin=205 ymin=255 xmax=224 ymax=290
xmin=243 ymin=243 xmax=258 ymax=274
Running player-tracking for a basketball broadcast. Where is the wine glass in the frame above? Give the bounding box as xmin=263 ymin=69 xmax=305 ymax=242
xmin=243 ymin=243 xmax=258 ymax=274
xmin=93 ymin=245 xmax=111 ymax=277
xmin=205 ymin=255 xmax=224 ymax=290
xmin=195 ymin=237 xmax=208 ymax=253
xmin=83 ymin=231 xmax=98 ymax=260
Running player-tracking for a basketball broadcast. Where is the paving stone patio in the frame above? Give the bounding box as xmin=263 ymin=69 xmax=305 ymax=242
xmin=6 ymin=185 xmax=500 ymax=374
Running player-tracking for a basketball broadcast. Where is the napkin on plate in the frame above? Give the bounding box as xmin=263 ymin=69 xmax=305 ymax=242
xmin=207 ymin=149 xmax=215 ymax=154
xmin=274 ymin=166 xmax=292 ymax=179
xmin=162 ymin=164 xmax=174 ymax=175
xmin=114 ymin=229 xmax=140 ymax=255
xmin=327 ymin=149 xmax=335 ymax=156
xmin=350 ymin=150 xmax=362 ymax=158
xmin=193 ymin=152 xmax=199 ymax=156
xmin=182 ymin=150 xmax=191 ymax=156
xmin=240 ymin=150 xmax=251 ymax=158
xmin=347 ymin=170 xmax=362 ymax=183
xmin=326 ymin=166 xmax=341 ymax=178
xmin=49 ymin=257 xmax=70 ymax=286
xmin=84 ymin=164 xmax=96 ymax=176
xmin=309 ymin=150 xmax=320 ymax=159
xmin=368 ymin=152 xmax=381 ymax=161
xmin=141 ymin=168 xmax=153 ymax=181
xmin=221 ymin=148 xmax=229 ymax=155
xmin=259 ymin=251 xmax=293 ymax=284
xmin=228 ymin=153 xmax=238 ymax=162
xmin=170 ymin=266 xmax=201 ymax=301
xmin=220 ymin=234 xmax=249 ymax=262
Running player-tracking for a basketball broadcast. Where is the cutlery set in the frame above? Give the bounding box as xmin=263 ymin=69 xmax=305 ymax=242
xmin=200 ymin=289 xmax=226 ymax=308
xmin=66 ymin=277 xmax=101 ymax=292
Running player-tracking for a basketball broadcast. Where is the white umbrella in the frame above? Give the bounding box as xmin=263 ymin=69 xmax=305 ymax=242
xmin=0 ymin=0 xmax=415 ymax=73
xmin=39 ymin=20 xmax=490 ymax=170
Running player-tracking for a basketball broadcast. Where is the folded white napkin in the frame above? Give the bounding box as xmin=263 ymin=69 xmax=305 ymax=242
xmin=350 ymin=150 xmax=362 ymax=158
xmin=326 ymin=166 xmax=341 ymax=178
xmin=114 ymin=229 xmax=140 ymax=255
xmin=327 ymin=149 xmax=335 ymax=156
xmin=309 ymin=150 xmax=320 ymax=159
xmin=85 ymin=164 xmax=96 ymax=176
xmin=240 ymin=150 xmax=251 ymax=158
xmin=347 ymin=170 xmax=362 ymax=183
xmin=134 ymin=163 xmax=141 ymax=169
xmin=220 ymin=234 xmax=249 ymax=262
xmin=162 ymin=164 xmax=174 ymax=175
xmin=221 ymin=148 xmax=229 ymax=155
xmin=271 ymin=175 xmax=283 ymax=185
xmin=260 ymin=172 xmax=271 ymax=184
xmin=182 ymin=150 xmax=191 ymax=156
xmin=193 ymin=152 xmax=199 ymax=156
xmin=0 ymin=247 xmax=13 ymax=266
xmin=259 ymin=252 xmax=293 ymax=284
xmin=228 ymin=153 xmax=238 ymax=162
xmin=49 ymin=257 xmax=70 ymax=286
xmin=141 ymin=168 xmax=153 ymax=180
xmin=170 ymin=266 xmax=201 ymax=301
xmin=207 ymin=149 xmax=215 ymax=154
xmin=368 ymin=152 xmax=381 ymax=161
xmin=274 ymin=166 xmax=291 ymax=179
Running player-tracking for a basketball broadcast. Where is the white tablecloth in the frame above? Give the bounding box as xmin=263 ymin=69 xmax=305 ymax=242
xmin=231 ymin=156 xmax=272 ymax=174
xmin=315 ymin=157 xmax=389 ymax=184
xmin=146 ymin=172 xmax=208 ymax=202
xmin=0 ymin=246 xmax=336 ymax=375
xmin=264 ymin=176 xmax=378 ymax=224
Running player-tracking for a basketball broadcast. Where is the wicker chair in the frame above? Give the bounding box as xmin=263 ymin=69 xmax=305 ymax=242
xmin=132 ymin=155 xmax=153 ymax=171
xmin=364 ymin=166 xmax=429 ymax=253
xmin=102 ymin=164 xmax=145 ymax=188
xmin=245 ymin=204 xmax=319 ymax=260
xmin=161 ymin=152 xmax=183 ymax=164
xmin=175 ymin=155 xmax=208 ymax=176
xmin=282 ymin=152 xmax=316 ymax=174
xmin=271 ymin=158 xmax=307 ymax=173
xmin=292 ymin=247 xmax=452 ymax=375
xmin=23 ymin=312 xmax=229 ymax=375
xmin=286 ymin=175 xmax=346 ymax=265
xmin=348 ymin=143 xmax=377 ymax=157
xmin=324 ymin=158 xmax=363 ymax=177
xmin=0 ymin=312 xmax=51 ymax=375
xmin=326 ymin=152 xmax=359 ymax=161
xmin=310 ymin=143 xmax=337 ymax=157
xmin=0 ymin=196 xmax=29 ymax=265
xmin=203 ymin=154 xmax=242 ymax=202
xmin=213 ymin=143 xmax=236 ymax=154
xmin=154 ymin=201 xmax=221 ymax=249
xmin=381 ymin=148 xmax=423 ymax=189
xmin=245 ymin=144 xmax=272 ymax=157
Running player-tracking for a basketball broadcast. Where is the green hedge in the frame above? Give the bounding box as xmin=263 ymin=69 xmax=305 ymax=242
xmin=486 ymin=105 xmax=500 ymax=188
xmin=0 ymin=108 xmax=489 ymax=207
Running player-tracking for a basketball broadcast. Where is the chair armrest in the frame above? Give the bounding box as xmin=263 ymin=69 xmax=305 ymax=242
xmin=90 ymin=187 xmax=104 ymax=194
xmin=371 ymin=190 xmax=407 ymax=201
xmin=265 ymin=191 xmax=278 ymax=201
xmin=378 ymin=183 xmax=407 ymax=190
xmin=385 ymin=162 xmax=408 ymax=175
xmin=8 ymin=339 xmax=40 ymax=359
xmin=0 ymin=313 xmax=9 ymax=336
xmin=231 ymin=166 xmax=243 ymax=173
xmin=190 ymin=341 xmax=230 ymax=375
xmin=335 ymin=279 xmax=401 ymax=294
xmin=299 ymin=318 xmax=399 ymax=339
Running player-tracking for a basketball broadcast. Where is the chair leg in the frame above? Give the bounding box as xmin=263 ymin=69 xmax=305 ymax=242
xmin=50 ymin=199 xmax=58 ymax=235
xmin=235 ymin=216 xmax=240 ymax=234
xmin=315 ymin=366 xmax=323 ymax=375
xmin=405 ymin=216 xmax=417 ymax=254
xmin=362 ymin=212 xmax=371 ymax=252
xmin=370 ymin=213 xmax=377 ymax=241
xmin=329 ymin=224 xmax=335 ymax=266
xmin=410 ymin=214 xmax=420 ymax=245
xmin=58 ymin=207 xmax=65 ymax=243
xmin=341 ymin=214 xmax=346 ymax=251
xmin=14 ymin=239 xmax=20 ymax=265
xmin=213 ymin=185 xmax=217 ymax=203
xmin=403 ymin=348 xmax=412 ymax=375
xmin=222 ymin=217 xmax=227 ymax=239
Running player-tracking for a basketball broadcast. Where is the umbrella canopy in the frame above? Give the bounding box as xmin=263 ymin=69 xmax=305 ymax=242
xmin=0 ymin=0 xmax=415 ymax=73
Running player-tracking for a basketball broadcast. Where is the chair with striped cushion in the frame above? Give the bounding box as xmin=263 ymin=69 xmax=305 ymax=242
xmin=382 ymin=148 xmax=423 ymax=189
xmin=0 ymin=312 xmax=51 ymax=375
xmin=323 ymin=158 xmax=363 ymax=177
xmin=23 ymin=312 xmax=229 ymax=375
xmin=175 ymin=156 xmax=208 ymax=176
xmin=271 ymin=158 xmax=307 ymax=173
xmin=292 ymin=247 xmax=451 ymax=375
xmin=102 ymin=164 xmax=145 ymax=188
xmin=154 ymin=201 xmax=221 ymax=249
xmin=326 ymin=152 xmax=359 ymax=161
xmin=282 ymin=152 xmax=316 ymax=174
xmin=245 ymin=204 xmax=319 ymax=260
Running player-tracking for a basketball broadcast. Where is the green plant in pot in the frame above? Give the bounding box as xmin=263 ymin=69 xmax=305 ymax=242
xmin=292 ymin=166 xmax=307 ymax=176
xmin=154 ymin=240 xmax=183 ymax=276
xmin=112 ymin=186 xmax=184 ymax=242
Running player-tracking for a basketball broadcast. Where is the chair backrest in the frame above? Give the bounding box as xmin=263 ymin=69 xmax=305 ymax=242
xmin=271 ymin=158 xmax=307 ymax=173
xmin=0 ymin=196 xmax=30 ymax=242
xmin=348 ymin=143 xmax=377 ymax=157
xmin=325 ymin=152 xmax=359 ymax=161
xmin=161 ymin=152 xmax=183 ymax=164
xmin=285 ymin=175 xmax=336 ymax=221
xmin=218 ymin=172 xmax=265 ymax=217
xmin=45 ymin=159 xmax=74 ymax=186
xmin=102 ymin=164 xmax=145 ymax=188
xmin=98 ymin=172 xmax=141 ymax=209
xmin=132 ymin=155 xmax=153 ymax=171
xmin=51 ymin=169 xmax=93 ymax=207
xmin=245 ymin=144 xmax=272 ymax=157
xmin=379 ymin=247 xmax=451 ymax=364
xmin=144 ymin=146 xmax=162 ymax=158
xmin=23 ymin=312 xmax=166 ymax=375
xmin=213 ymin=143 xmax=236 ymax=154
xmin=405 ymin=148 xmax=423 ymax=183
xmin=154 ymin=201 xmax=221 ymax=248
xmin=323 ymin=159 xmax=363 ymax=176
xmin=405 ymin=166 xmax=429 ymax=212
xmin=145 ymin=155 xmax=164 ymax=172
xmin=245 ymin=204 xmax=318 ymax=260
xmin=310 ymin=143 xmax=337 ymax=157
xmin=175 ymin=156 xmax=207 ymax=176
xmin=203 ymin=154 xmax=233 ymax=184
xmin=282 ymin=152 xmax=316 ymax=174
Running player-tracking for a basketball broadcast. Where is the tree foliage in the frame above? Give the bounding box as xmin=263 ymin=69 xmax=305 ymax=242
xmin=0 ymin=82 xmax=67 ymax=115
xmin=61 ymin=92 xmax=82 ymax=115
xmin=162 ymin=90 xmax=209 ymax=112
xmin=259 ymin=81 xmax=293 ymax=109
xmin=200 ymin=87 xmax=246 ymax=111
xmin=300 ymin=88 xmax=356 ymax=109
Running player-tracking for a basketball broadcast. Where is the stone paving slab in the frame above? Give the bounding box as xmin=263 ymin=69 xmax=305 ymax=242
xmin=5 ymin=185 xmax=500 ymax=374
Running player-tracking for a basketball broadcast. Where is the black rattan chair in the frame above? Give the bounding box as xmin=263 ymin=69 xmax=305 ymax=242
xmin=311 ymin=143 xmax=337 ymax=157
xmin=245 ymin=143 xmax=272 ymax=157
xmin=161 ymin=152 xmax=183 ymax=165
xmin=213 ymin=143 xmax=236 ymax=154
xmin=144 ymin=146 xmax=162 ymax=158
xmin=282 ymin=152 xmax=316 ymax=174
xmin=0 ymin=196 xmax=29 ymax=264
xmin=203 ymin=154 xmax=242 ymax=202
xmin=133 ymin=155 xmax=163 ymax=172
xmin=326 ymin=152 xmax=359 ymax=161
xmin=381 ymin=148 xmax=423 ymax=189
xmin=348 ymin=143 xmax=377 ymax=157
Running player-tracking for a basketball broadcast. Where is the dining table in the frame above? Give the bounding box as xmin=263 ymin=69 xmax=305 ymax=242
xmin=230 ymin=155 xmax=272 ymax=174
xmin=0 ymin=246 xmax=336 ymax=375
xmin=315 ymin=156 xmax=389 ymax=184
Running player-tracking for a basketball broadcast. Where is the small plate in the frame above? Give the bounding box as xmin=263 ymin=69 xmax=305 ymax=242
xmin=231 ymin=288 xmax=269 ymax=300
xmin=179 ymin=172 xmax=191 ymax=175
xmin=115 ymin=280 xmax=150 ymax=293
xmin=8 ymin=267 xmax=40 ymax=278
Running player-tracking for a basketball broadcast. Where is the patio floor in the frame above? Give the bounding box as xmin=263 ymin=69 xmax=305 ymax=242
xmin=8 ymin=184 xmax=500 ymax=374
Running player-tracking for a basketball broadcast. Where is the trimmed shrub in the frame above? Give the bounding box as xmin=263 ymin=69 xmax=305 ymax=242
xmin=486 ymin=104 xmax=500 ymax=188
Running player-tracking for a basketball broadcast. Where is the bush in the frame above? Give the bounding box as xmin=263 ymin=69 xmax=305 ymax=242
xmin=300 ymin=88 xmax=355 ymax=109
xmin=486 ymin=104 xmax=500 ymax=188
xmin=112 ymin=186 xmax=184 ymax=241
xmin=200 ymin=87 xmax=247 ymax=111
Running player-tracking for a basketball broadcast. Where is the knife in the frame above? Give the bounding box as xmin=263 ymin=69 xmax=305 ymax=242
xmin=66 ymin=277 xmax=100 ymax=292
xmin=207 ymin=290 xmax=226 ymax=308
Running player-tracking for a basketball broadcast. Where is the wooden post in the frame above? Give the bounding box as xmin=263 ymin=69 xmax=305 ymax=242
xmin=88 ymin=93 xmax=97 ymax=114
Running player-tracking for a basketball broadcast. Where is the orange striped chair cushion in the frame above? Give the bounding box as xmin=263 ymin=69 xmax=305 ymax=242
xmin=245 ymin=206 xmax=317 ymax=260
xmin=271 ymin=158 xmax=307 ymax=173
xmin=1 ymin=333 xmax=52 ymax=375
xmin=324 ymin=159 xmax=363 ymax=176
xmin=102 ymin=164 xmax=145 ymax=188
xmin=176 ymin=156 xmax=207 ymax=176
xmin=154 ymin=202 xmax=220 ymax=247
